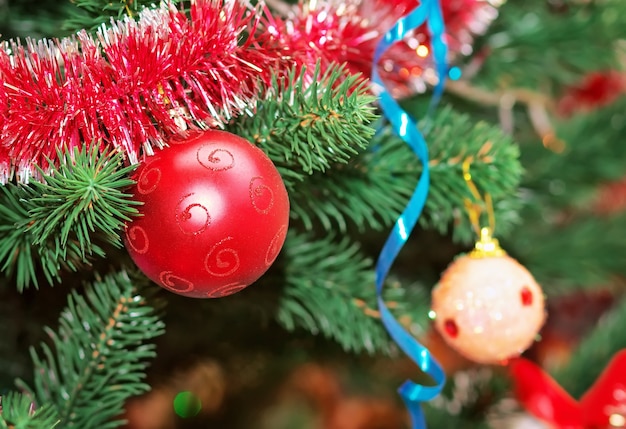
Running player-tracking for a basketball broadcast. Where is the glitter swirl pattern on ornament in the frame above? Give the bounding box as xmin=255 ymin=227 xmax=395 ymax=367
xmin=204 ymin=237 xmax=241 ymax=278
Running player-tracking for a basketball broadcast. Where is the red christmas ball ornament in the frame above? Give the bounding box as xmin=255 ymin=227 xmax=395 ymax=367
xmin=124 ymin=130 xmax=290 ymax=298
xmin=430 ymin=228 xmax=546 ymax=364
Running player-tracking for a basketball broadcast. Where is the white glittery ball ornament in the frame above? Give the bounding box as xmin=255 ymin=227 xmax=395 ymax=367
xmin=430 ymin=228 xmax=546 ymax=364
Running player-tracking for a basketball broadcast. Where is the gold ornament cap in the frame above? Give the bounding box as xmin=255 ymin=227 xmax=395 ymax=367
xmin=469 ymin=227 xmax=506 ymax=258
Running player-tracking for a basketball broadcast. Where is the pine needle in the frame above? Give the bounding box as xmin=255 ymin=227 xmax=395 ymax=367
xmin=277 ymin=231 xmax=388 ymax=354
xmin=28 ymin=145 xmax=139 ymax=256
xmin=0 ymin=146 xmax=139 ymax=291
xmin=290 ymin=105 xmax=523 ymax=240
xmin=63 ymin=0 xmax=181 ymax=33
xmin=0 ymin=392 xmax=60 ymax=429
xmin=16 ymin=270 xmax=165 ymax=429
xmin=229 ymin=61 xmax=379 ymax=188
xmin=0 ymin=185 xmax=40 ymax=290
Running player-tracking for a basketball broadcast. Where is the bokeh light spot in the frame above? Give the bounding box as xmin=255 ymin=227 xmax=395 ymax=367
xmin=173 ymin=391 xmax=202 ymax=418
xmin=448 ymin=66 xmax=462 ymax=80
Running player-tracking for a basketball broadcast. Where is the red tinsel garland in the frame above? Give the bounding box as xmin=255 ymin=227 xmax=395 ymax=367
xmin=0 ymin=0 xmax=282 ymax=183
xmin=266 ymin=0 xmax=498 ymax=97
xmin=0 ymin=0 xmax=497 ymax=183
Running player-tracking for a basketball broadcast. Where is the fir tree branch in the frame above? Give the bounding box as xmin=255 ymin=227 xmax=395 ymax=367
xmin=277 ymin=231 xmax=433 ymax=354
xmin=227 ymin=62 xmax=378 ymax=189
xmin=27 ymin=145 xmax=140 ymax=256
xmin=0 ymin=392 xmax=60 ymax=429
xmin=63 ymin=0 xmax=181 ymax=33
xmin=277 ymin=231 xmax=389 ymax=354
xmin=521 ymin=97 xmax=626 ymax=211
xmin=0 ymin=147 xmax=139 ymax=291
xmin=287 ymin=142 xmax=414 ymax=232
xmin=0 ymin=184 xmax=40 ymax=289
xmin=16 ymin=270 xmax=165 ymax=429
xmin=424 ymin=106 xmax=523 ymax=243
xmin=0 ymin=184 xmax=84 ymax=291
xmin=472 ymin=0 xmax=626 ymax=92
xmin=290 ymin=105 xmax=523 ymax=242
xmin=513 ymin=213 xmax=626 ymax=292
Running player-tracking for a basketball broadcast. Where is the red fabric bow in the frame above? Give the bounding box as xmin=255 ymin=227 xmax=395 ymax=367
xmin=509 ymin=350 xmax=626 ymax=428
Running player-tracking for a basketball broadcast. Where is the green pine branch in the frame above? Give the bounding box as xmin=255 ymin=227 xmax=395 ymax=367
xmin=0 ymin=184 xmax=42 ymax=290
xmin=424 ymin=105 xmax=523 ymax=242
xmin=28 ymin=146 xmax=139 ymax=255
xmin=16 ymin=270 xmax=165 ymax=429
xmin=0 ymin=1 xmax=73 ymax=40
xmin=0 ymin=184 xmax=83 ymax=290
xmin=508 ymin=100 xmax=626 ymax=293
xmin=0 ymin=146 xmax=139 ymax=291
xmin=277 ymin=231 xmax=434 ymax=354
xmin=286 ymin=142 xmax=414 ymax=232
xmin=277 ymin=231 xmax=387 ymax=354
xmin=0 ymin=392 xmax=60 ymax=429
xmin=290 ymin=105 xmax=523 ymax=242
xmin=228 ymin=62 xmax=379 ymax=190
xmin=471 ymin=0 xmax=626 ymax=92
xmin=62 ymin=0 xmax=178 ymax=33
xmin=521 ymin=97 xmax=626 ymax=212
xmin=512 ymin=213 xmax=626 ymax=293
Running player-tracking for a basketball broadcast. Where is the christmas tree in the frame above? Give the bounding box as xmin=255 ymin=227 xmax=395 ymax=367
xmin=1 ymin=0 xmax=626 ymax=428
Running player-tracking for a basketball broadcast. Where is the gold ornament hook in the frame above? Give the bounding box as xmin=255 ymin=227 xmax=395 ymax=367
xmin=462 ymin=158 xmax=503 ymax=258
xmin=124 ymin=0 xmax=134 ymax=18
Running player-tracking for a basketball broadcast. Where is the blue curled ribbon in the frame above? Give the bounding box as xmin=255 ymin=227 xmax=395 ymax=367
xmin=371 ymin=1 xmax=448 ymax=428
